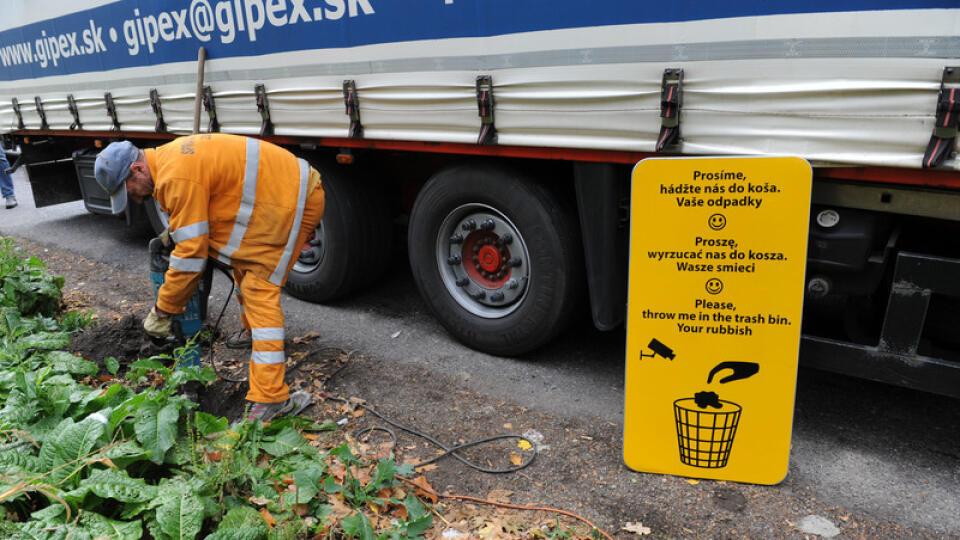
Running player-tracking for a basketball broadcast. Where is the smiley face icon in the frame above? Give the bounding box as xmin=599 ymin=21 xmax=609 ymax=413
xmin=705 ymin=278 xmax=724 ymax=295
xmin=708 ymin=213 xmax=727 ymax=231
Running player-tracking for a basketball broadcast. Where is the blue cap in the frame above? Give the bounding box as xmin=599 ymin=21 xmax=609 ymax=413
xmin=94 ymin=141 xmax=139 ymax=214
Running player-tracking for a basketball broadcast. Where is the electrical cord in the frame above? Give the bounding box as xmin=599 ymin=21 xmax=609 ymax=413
xmin=197 ymin=271 xmax=535 ymax=474
xmin=206 ymin=264 xmax=246 ymax=383
xmin=321 ymin=362 xmax=537 ymax=474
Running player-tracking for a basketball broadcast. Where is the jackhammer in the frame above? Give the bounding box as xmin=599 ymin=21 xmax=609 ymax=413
xmin=147 ymin=236 xmax=212 ymax=368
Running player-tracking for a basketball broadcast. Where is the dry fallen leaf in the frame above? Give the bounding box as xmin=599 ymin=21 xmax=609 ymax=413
xmin=408 ymin=476 xmax=438 ymax=504
xmin=478 ymin=518 xmax=511 ymax=539
xmin=327 ymin=494 xmax=355 ymax=519
xmin=485 ymin=489 xmax=513 ymax=504
xmin=414 ymin=463 xmax=438 ymax=473
xmin=292 ymin=331 xmax=321 ymax=344
xmin=686 ymin=479 xmax=700 ymax=485
xmin=259 ymin=508 xmax=278 ymax=529
xmin=376 ymin=442 xmax=394 ymax=460
xmin=509 ymin=453 xmax=523 ymax=467
xmin=84 ymin=457 xmax=117 ymax=469
xmin=622 ymin=521 xmax=652 ymax=535
xmin=517 ymin=439 xmax=533 ymax=451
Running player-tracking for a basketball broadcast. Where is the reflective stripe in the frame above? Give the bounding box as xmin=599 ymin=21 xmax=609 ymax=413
xmin=270 ymin=158 xmax=310 ymax=286
xmin=171 ymin=221 xmax=209 ymax=243
xmin=169 ymin=255 xmax=207 ymax=272
xmin=252 ymin=350 xmax=285 ymax=365
xmin=218 ymin=137 xmax=260 ymax=266
xmin=252 ymin=328 xmax=284 ymax=341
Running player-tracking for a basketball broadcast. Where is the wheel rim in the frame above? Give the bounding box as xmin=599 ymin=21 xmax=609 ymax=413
xmin=435 ymin=203 xmax=530 ymax=319
xmin=293 ymin=223 xmax=325 ymax=274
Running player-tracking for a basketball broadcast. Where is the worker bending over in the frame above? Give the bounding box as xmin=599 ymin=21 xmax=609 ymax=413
xmin=94 ymin=134 xmax=325 ymax=422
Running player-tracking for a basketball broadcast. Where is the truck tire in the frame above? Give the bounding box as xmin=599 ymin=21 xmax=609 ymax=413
xmin=284 ymin=161 xmax=393 ymax=302
xmin=144 ymin=197 xmax=169 ymax=234
xmin=408 ymin=165 xmax=584 ymax=356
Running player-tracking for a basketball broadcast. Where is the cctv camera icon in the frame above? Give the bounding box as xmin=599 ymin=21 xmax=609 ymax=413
xmin=641 ymin=338 xmax=675 ymax=360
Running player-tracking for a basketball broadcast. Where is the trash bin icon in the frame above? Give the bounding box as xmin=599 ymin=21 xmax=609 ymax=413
xmin=673 ymin=397 xmax=742 ymax=468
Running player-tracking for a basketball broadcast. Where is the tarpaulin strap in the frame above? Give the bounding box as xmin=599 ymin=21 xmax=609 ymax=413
xmin=343 ymin=80 xmax=363 ymax=139
xmin=476 ymin=75 xmax=497 ymax=145
xmin=150 ymin=89 xmax=167 ymax=133
xmin=203 ymin=86 xmax=220 ymax=133
xmin=33 ymin=97 xmax=49 ymax=131
xmin=656 ymin=68 xmax=683 ymax=152
xmin=923 ymin=66 xmax=959 ymax=169
xmin=255 ymin=84 xmax=274 ymax=138
xmin=67 ymin=94 xmax=82 ymax=131
xmin=11 ymin=99 xmax=24 ymax=130
xmin=104 ymin=92 xmax=121 ymax=132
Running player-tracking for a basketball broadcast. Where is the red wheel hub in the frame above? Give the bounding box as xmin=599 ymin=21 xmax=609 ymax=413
xmin=477 ymin=245 xmax=500 ymax=272
xmin=461 ymin=231 xmax=512 ymax=288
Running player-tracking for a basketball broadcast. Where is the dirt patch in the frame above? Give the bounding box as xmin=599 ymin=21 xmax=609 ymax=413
xmin=65 ymin=312 xmax=348 ymax=422
xmin=68 ymin=315 xmax=151 ymax=372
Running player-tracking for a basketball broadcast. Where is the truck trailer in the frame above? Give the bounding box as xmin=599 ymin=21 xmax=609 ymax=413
xmin=1 ymin=1 xmax=958 ymax=397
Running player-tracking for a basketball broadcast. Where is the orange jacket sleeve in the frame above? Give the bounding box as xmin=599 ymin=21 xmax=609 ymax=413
xmin=156 ymin=178 xmax=210 ymax=314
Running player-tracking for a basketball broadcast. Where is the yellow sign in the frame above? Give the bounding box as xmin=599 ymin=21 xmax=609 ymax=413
xmin=623 ymin=156 xmax=811 ymax=485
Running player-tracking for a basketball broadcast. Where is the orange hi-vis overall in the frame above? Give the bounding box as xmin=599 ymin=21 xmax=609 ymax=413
xmin=145 ymin=134 xmax=325 ymax=404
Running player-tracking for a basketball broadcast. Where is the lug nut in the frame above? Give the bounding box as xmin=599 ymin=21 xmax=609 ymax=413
xmin=506 ymin=279 xmax=519 ymax=289
xmin=508 ymin=257 xmax=522 ymax=267
xmin=449 ymin=233 xmax=464 ymax=244
xmin=496 ymin=233 xmax=513 ymax=246
xmin=480 ymin=219 xmax=496 ymax=231
xmin=461 ymin=220 xmax=477 ymax=231
xmin=456 ymin=277 xmax=469 ymax=287
xmin=470 ymin=290 xmax=486 ymax=300
xmin=490 ymin=292 xmax=505 ymax=302
xmin=447 ymin=255 xmax=461 ymax=265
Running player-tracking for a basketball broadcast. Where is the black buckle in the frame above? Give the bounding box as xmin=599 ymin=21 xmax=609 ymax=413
xmin=255 ymin=84 xmax=273 ymax=138
xmin=67 ymin=94 xmax=82 ymax=130
xmin=150 ymin=89 xmax=167 ymax=133
xmin=476 ymin=75 xmax=497 ymax=145
xmin=923 ymin=66 xmax=959 ymax=169
xmin=656 ymin=68 xmax=683 ymax=152
xmin=202 ymin=86 xmax=219 ymax=133
xmin=34 ymin=96 xmax=49 ymax=130
xmin=11 ymin=98 xmax=24 ymax=130
xmin=105 ymin=92 xmax=121 ymax=131
xmin=343 ymin=80 xmax=363 ymax=139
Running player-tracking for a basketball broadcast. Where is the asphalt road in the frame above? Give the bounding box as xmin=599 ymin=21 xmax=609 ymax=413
xmin=1 ymin=169 xmax=958 ymax=535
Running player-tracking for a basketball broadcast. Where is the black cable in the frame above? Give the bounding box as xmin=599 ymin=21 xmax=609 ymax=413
xmin=200 ymin=284 xmax=536 ymax=474
xmin=354 ymin=426 xmax=398 ymax=450
xmin=207 ymin=264 xmax=246 ymax=383
xmin=322 ymin=362 xmax=537 ymax=474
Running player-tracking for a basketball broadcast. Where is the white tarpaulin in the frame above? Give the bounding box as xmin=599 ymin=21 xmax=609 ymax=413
xmin=0 ymin=2 xmax=957 ymax=170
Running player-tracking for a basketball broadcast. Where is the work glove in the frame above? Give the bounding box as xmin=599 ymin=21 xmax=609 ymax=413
xmin=143 ymin=306 xmax=173 ymax=338
xmin=158 ymin=227 xmax=174 ymax=249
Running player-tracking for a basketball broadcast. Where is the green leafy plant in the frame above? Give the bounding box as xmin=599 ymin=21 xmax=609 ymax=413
xmin=0 ymin=241 xmax=433 ymax=540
